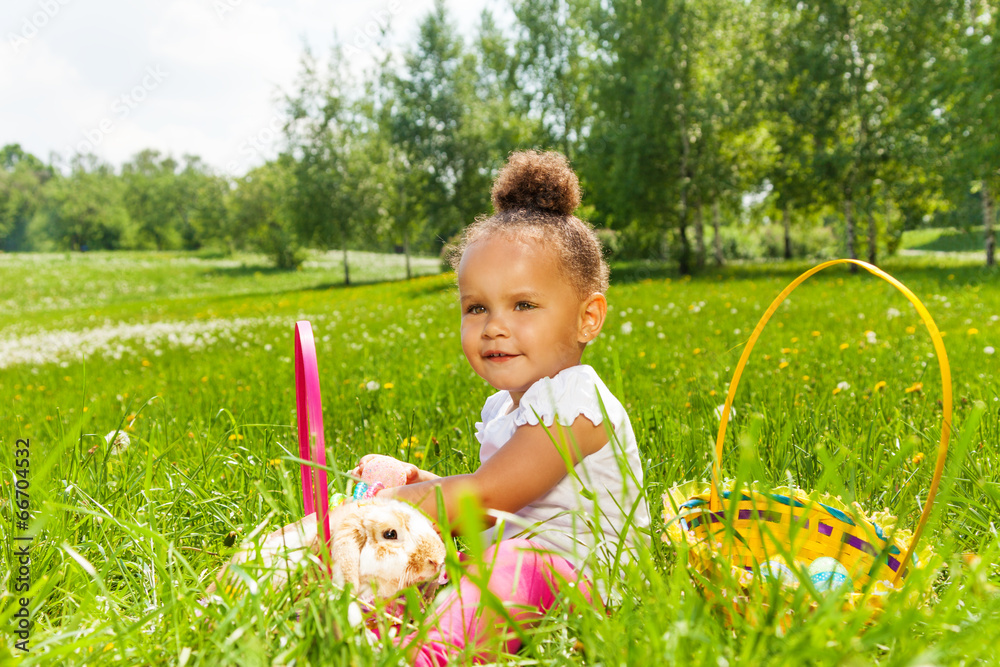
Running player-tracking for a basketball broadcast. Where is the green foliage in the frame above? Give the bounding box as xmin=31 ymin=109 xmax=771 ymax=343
xmin=2 ymin=2 xmax=999 ymax=268
xmin=0 ymin=144 xmax=54 ymax=252
xmin=37 ymin=155 xmax=133 ymax=251
xmin=227 ymin=160 xmax=302 ymax=270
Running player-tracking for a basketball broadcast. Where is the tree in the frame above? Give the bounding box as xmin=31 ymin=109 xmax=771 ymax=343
xmin=176 ymin=155 xmax=229 ymax=250
xmin=284 ymin=46 xmax=387 ymax=284
xmin=121 ymin=149 xmax=184 ymax=250
xmin=0 ymin=144 xmax=53 ymax=251
xmin=510 ymin=0 xmax=594 ymax=159
xmin=584 ymin=0 xmax=685 ymax=262
xmin=388 ymin=0 xmax=492 ymax=250
xmin=935 ymin=0 xmax=999 ymax=266
xmin=39 ymin=154 xmax=131 ymax=251
xmin=228 ymin=158 xmax=300 ymax=269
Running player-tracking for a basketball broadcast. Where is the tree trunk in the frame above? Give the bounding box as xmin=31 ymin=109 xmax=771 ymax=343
xmin=342 ymin=245 xmax=351 ymax=286
xmin=677 ymin=213 xmax=691 ymax=275
xmin=403 ymin=228 xmax=412 ymax=280
xmin=694 ymin=198 xmax=706 ymax=270
xmin=399 ymin=178 xmax=412 ymax=280
xmin=867 ymin=202 xmax=877 ymax=266
xmin=782 ymin=205 xmax=792 ymax=260
xmin=712 ymin=200 xmax=724 ymax=266
xmin=984 ymin=180 xmax=996 ymax=268
xmin=844 ymin=199 xmax=858 ymax=273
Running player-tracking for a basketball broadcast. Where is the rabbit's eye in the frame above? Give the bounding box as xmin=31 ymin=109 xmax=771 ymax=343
xmin=382 ymin=529 xmax=397 ymax=540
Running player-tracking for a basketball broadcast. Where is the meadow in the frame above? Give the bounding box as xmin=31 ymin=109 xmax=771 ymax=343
xmin=1 ymin=248 xmax=999 ymax=665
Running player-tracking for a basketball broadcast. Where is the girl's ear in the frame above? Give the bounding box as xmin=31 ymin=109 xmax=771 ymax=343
xmin=578 ymin=292 xmax=608 ymax=343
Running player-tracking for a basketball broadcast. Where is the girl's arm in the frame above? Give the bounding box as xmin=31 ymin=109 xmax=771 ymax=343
xmin=379 ymin=414 xmax=610 ymax=529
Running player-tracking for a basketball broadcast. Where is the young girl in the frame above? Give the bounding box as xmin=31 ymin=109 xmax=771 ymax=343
xmin=354 ymin=150 xmax=650 ymax=665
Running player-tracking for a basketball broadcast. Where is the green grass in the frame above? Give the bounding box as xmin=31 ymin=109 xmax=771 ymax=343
xmin=1 ymin=251 xmax=999 ymax=665
xmin=900 ymin=226 xmax=989 ymax=254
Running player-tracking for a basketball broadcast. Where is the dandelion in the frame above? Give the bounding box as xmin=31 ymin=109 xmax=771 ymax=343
xmin=905 ymin=382 xmax=923 ymax=394
xmin=839 ymin=343 xmax=850 ymax=350
xmin=142 ymin=359 xmax=152 ymax=367
xmin=228 ymin=433 xmax=244 ymax=441
xmin=366 ymin=381 xmax=380 ymax=391
xmin=105 ymin=430 xmax=130 ymax=454
xmin=986 ymin=346 xmax=996 ymax=355
xmin=693 ymin=348 xmax=701 ymax=355
xmin=268 ymin=458 xmax=282 ymax=467
xmin=811 ymin=331 xmax=821 ymax=337
xmin=968 ymin=328 xmax=979 ymax=335
xmin=713 ymin=404 xmax=736 ymax=421
xmin=779 ymin=361 xmax=789 ymax=369
xmin=401 ymin=436 xmax=419 ymax=448
xmin=911 ymin=452 xmax=925 ymax=466
xmin=383 ymin=382 xmax=395 ymax=389
xmin=874 ymin=381 xmax=887 ymax=392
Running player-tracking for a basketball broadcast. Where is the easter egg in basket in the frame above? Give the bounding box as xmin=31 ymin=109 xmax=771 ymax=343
xmin=758 ymin=558 xmax=801 ymax=588
xmin=808 ymin=557 xmax=853 ymax=594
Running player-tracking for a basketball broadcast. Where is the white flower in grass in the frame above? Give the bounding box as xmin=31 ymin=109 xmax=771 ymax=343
xmin=837 ymin=381 xmax=851 ymax=391
xmin=986 ymin=346 xmax=996 ymax=355
xmin=886 ymin=308 xmax=901 ymax=319
xmin=865 ymin=331 xmax=878 ymax=344
xmin=365 ymin=381 xmax=380 ymax=391
xmin=105 ymin=430 xmax=130 ymax=454
xmin=713 ymin=404 xmax=736 ymax=421
xmin=620 ymin=322 xmax=633 ymax=335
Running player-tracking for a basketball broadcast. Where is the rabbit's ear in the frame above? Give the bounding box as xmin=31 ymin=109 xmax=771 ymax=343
xmin=342 ymin=512 xmax=369 ymax=551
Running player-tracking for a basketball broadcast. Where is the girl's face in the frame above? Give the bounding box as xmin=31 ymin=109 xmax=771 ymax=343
xmin=457 ymin=236 xmax=604 ymax=407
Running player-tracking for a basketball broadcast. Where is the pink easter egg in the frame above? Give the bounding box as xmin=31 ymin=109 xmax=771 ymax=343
xmin=361 ymin=454 xmax=409 ymax=488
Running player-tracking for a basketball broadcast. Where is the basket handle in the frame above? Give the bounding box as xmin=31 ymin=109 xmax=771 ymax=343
xmin=295 ymin=321 xmax=332 ymax=555
xmin=710 ymin=259 xmax=952 ymax=585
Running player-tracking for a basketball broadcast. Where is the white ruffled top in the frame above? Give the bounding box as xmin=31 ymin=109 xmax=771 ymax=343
xmin=477 ymin=365 xmax=650 ymax=576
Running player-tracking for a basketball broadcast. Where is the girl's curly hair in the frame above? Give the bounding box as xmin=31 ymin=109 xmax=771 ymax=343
xmin=449 ymin=150 xmax=609 ymax=297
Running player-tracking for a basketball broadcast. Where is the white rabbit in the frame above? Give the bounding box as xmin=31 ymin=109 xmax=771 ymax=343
xmin=206 ymin=498 xmax=445 ymax=602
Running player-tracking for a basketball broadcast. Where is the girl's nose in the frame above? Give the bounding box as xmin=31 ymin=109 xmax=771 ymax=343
xmin=483 ymin=313 xmax=508 ymax=338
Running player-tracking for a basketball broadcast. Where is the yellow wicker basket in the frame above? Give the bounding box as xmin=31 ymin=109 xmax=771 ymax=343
xmin=663 ymin=259 xmax=952 ymax=607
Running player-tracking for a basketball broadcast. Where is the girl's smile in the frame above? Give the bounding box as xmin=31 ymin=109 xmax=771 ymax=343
xmin=457 ymin=236 xmax=605 ymax=407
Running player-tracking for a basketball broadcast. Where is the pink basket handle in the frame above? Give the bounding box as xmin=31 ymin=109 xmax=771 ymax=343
xmin=295 ymin=321 xmax=332 ymax=554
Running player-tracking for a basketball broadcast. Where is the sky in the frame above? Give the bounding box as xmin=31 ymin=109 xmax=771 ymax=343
xmin=2 ymin=0 xmax=500 ymax=175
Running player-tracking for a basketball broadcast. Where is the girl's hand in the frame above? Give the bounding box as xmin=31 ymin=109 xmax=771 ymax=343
xmin=351 ymin=454 xmax=438 ymax=485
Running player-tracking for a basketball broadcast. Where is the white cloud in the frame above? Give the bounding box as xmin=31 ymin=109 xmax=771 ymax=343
xmin=1 ymin=0 xmax=500 ymax=173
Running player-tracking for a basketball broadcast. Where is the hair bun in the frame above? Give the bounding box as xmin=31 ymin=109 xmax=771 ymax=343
xmin=491 ymin=150 xmax=581 ymax=217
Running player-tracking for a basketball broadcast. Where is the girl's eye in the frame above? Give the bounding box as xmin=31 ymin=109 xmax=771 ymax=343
xmin=466 ymin=304 xmax=485 ymax=315
xmin=515 ymin=302 xmax=536 ymax=311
